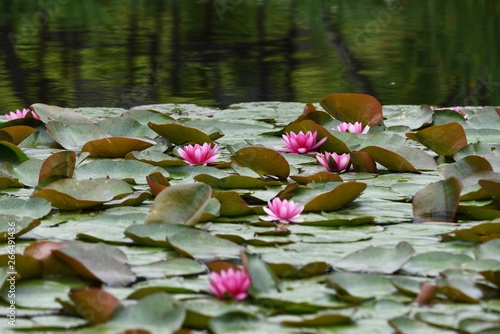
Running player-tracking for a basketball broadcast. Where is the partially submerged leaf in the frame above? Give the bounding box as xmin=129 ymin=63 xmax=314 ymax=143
xmin=360 ymin=145 xmax=436 ymax=172
xmin=412 ymin=177 xmax=462 ymax=222
xmin=69 ymin=288 xmax=121 ymax=324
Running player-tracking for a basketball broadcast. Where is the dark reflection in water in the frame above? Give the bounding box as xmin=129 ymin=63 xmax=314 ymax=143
xmin=0 ymin=0 xmax=498 ymax=112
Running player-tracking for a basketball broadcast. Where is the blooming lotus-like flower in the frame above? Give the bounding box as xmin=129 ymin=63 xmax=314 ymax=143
xmin=209 ymin=268 xmax=251 ymax=301
xmin=178 ymin=143 xmax=219 ymax=166
xmin=316 ymin=152 xmax=351 ymax=173
xmin=277 ymin=130 xmax=327 ymax=154
xmin=432 ymin=106 xmax=468 ymax=119
xmin=5 ymin=108 xmax=40 ymax=121
xmin=260 ymin=197 xmax=304 ymax=223
xmin=336 ymin=122 xmax=370 ymax=134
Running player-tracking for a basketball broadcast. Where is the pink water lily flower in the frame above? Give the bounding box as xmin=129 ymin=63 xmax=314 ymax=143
xmin=209 ymin=268 xmax=251 ymax=301
xmin=178 ymin=142 xmax=219 ymax=166
xmin=260 ymin=197 xmax=304 ymax=224
xmin=432 ymin=106 xmax=468 ymax=119
xmin=277 ymin=130 xmax=327 ymax=154
xmin=5 ymin=108 xmax=40 ymax=121
xmin=336 ymin=122 xmax=370 ymax=134
xmin=316 ymin=152 xmax=351 ymax=173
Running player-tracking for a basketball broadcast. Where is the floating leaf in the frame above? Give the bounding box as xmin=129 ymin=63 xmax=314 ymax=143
xmin=412 ymin=177 xmax=462 ymax=222
xmin=38 ymin=150 xmax=76 ymax=187
xmin=350 ymin=150 xmax=377 ymax=173
xmin=242 ymin=251 xmax=280 ymax=297
xmin=0 ymin=197 xmax=52 ymax=220
xmin=389 ymin=317 xmax=455 ymax=334
xmin=407 ymin=122 xmax=468 ymax=157
xmin=149 ymin=122 xmax=220 ymax=144
xmin=45 ymin=121 xmax=109 ymax=151
xmin=0 ymin=125 xmax=37 ymax=145
xmin=144 ymin=183 xmax=212 ymax=225
xmin=98 ymin=116 xmax=158 ymax=138
xmin=290 ymin=171 xmax=343 ymax=184
xmin=0 ymin=172 xmax=14 ymax=190
xmin=212 ymin=191 xmax=253 ymax=216
xmin=320 ymin=93 xmax=383 ymax=126
xmin=31 ymin=103 xmax=94 ymax=124
xmin=0 ymin=140 xmax=29 ymax=163
xmin=360 ymin=145 xmax=436 ymax=172
xmin=168 ymin=229 xmax=241 ymax=261
xmin=281 ymin=311 xmax=352 ymax=327
xmin=194 ymin=174 xmax=282 ymax=189
xmin=146 ymin=172 xmax=171 ymax=196
xmin=284 ymin=120 xmax=350 ymax=154
xmin=53 ymin=243 xmax=135 ymax=287
xmin=460 ymin=171 xmax=500 ymax=201
xmin=401 ymin=252 xmax=473 ymax=276
xmin=23 ymin=241 xmax=77 ymax=276
xmin=292 ymin=182 xmax=367 ymax=212
xmin=95 ymin=293 xmax=185 ymax=333
xmin=231 ymin=146 xmax=290 ymax=180
xmin=132 ymin=258 xmax=207 ymax=279
xmin=326 ymin=272 xmax=396 ymax=302
xmin=441 ymin=222 xmax=500 ymax=243
xmin=441 ymin=155 xmax=493 ymax=179
xmin=124 ymin=223 xmax=197 ymax=247
xmin=384 ymin=105 xmax=434 ymax=130
xmin=0 ymin=216 xmax=41 ymax=241
xmin=69 ymin=288 xmax=121 ymax=324
xmin=32 ymin=178 xmax=133 ymax=210
xmin=81 ymin=136 xmax=157 ymax=158
xmin=334 ymin=242 xmax=415 ymax=274
xmin=479 ymin=179 xmax=500 ymax=201
xmin=74 ymin=159 xmax=166 ymax=184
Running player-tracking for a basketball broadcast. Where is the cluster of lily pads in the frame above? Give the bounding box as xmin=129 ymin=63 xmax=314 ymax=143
xmin=0 ymin=94 xmax=500 ymax=333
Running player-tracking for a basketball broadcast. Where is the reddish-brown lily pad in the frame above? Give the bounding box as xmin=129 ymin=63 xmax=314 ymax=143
xmin=38 ymin=150 xmax=76 ymax=188
xmin=0 ymin=125 xmax=38 ymax=145
xmin=412 ymin=177 xmax=462 ymax=222
xmin=320 ymin=93 xmax=383 ymax=126
xmin=148 ymin=122 xmax=221 ymax=144
xmin=231 ymin=146 xmax=290 ymax=180
xmin=406 ymin=122 xmax=468 ymax=157
xmin=81 ymin=136 xmax=157 ymax=158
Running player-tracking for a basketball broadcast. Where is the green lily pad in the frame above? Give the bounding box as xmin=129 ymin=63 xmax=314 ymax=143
xmin=31 ymin=103 xmax=94 ymax=124
xmin=326 ymin=272 xmax=397 ymax=302
xmin=45 ymin=121 xmax=109 ymax=151
xmin=360 ymin=145 xmax=436 ymax=172
xmin=31 ymin=178 xmax=133 ymax=210
xmin=280 ymin=311 xmax=352 ymax=327
xmin=412 ymin=177 xmax=462 ymax=222
xmin=125 ymin=150 xmax=186 ymax=167
xmin=0 ymin=140 xmax=29 ymax=163
xmin=93 ymin=293 xmax=185 ymax=334
xmin=168 ymin=229 xmax=241 ymax=261
xmin=53 ymin=243 xmax=135 ymax=287
xmin=0 ymin=215 xmax=41 ymax=241
xmin=334 ymin=241 xmax=415 ymax=274
xmin=0 ymin=197 xmax=52 ymax=219
xmin=243 ymin=251 xmax=280 ymax=297
xmin=98 ymin=116 xmax=158 ymax=138
xmin=401 ymin=252 xmax=473 ymax=276
xmin=479 ymin=180 xmax=500 ymax=201
xmin=320 ymin=93 xmax=383 ymax=126
xmin=74 ymin=159 xmax=166 ymax=184
xmin=384 ymin=105 xmax=434 ymax=130
xmin=194 ymin=174 xmax=282 ymax=189
xmin=231 ymin=146 xmax=290 ymax=180
xmin=124 ymin=224 xmax=199 ymax=247
xmin=132 ymin=258 xmax=207 ymax=279
xmin=144 ymin=183 xmax=212 ymax=225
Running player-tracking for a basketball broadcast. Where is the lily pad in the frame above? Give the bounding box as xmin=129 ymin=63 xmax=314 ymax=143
xmin=0 ymin=125 xmax=38 ymax=145
xmin=124 ymin=223 xmax=199 ymax=247
xmin=81 ymin=136 xmax=157 ymax=158
xmin=406 ymin=122 xmax=468 ymax=157
xmin=74 ymin=159 xmax=166 ymax=184
xmin=149 ymin=122 xmax=221 ymax=144
xmin=441 ymin=222 xmax=500 ymax=243
xmin=31 ymin=178 xmax=133 ymax=210
xmin=0 ymin=140 xmax=29 ymax=163
xmin=412 ymin=177 xmax=462 ymax=222
xmin=320 ymin=93 xmax=383 ymax=126
xmin=334 ymin=241 xmax=415 ymax=274
xmin=326 ymin=272 xmax=397 ymax=302
xmin=144 ymin=183 xmax=212 ymax=225
xmin=360 ymin=145 xmax=437 ymax=172
xmin=69 ymin=288 xmax=121 ymax=324
xmin=45 ymin=121 xmax=109 ymax=151
xmin=38 ymin=150 xmax=76 ymax=187
xmin=231 ymin=146 xmax=290 ymax=180
xmin=292 ymin=182 xmax=367 ymax=212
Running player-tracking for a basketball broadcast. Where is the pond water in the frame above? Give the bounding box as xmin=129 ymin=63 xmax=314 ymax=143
xmin=0 ymin=0 xmax=498 ymax=112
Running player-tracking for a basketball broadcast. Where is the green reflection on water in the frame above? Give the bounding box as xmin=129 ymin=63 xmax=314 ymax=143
xmin=0 ymin=0 xmax=498 ymax=111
